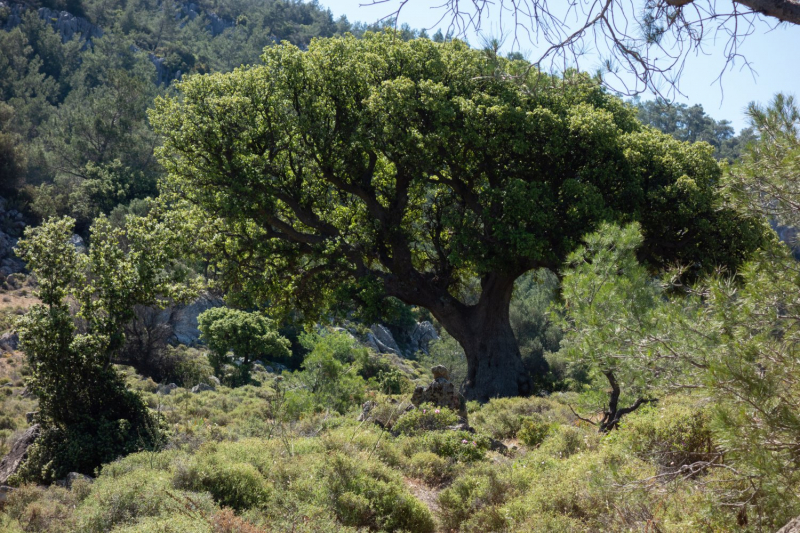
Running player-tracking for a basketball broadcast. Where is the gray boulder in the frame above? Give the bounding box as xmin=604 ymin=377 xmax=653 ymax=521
xmin=0 ymin=330 xmax=18 ymax=352
xmin=409 ymin=321 xmax=438 ymax=354
xmin=191 ymin=383 xmax=214 ymax=393
xmin=57 ymin=471 xmax=93 ymax=488
xmin=157 ymin=383 xmax=179 ymax=395
xmin=163 ymin=295 xmax=223 ymax=346
xmin=0 ymin=424 xmax=40 ymax=485
xmin=371 ymin=324 xmax=401 ymax=354
xmin=207 ymin=375 xmax=221 ymax=387
xmin=778 ymin=516 xmax=800 ymax=533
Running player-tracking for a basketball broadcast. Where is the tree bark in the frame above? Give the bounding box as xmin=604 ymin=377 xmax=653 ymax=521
xmin=432 ymin=274 xmax=534 ymax=402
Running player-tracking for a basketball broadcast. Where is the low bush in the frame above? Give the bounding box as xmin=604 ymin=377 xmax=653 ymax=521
xmin=406 ymin=451 xmax=451 ymax=485
xmin=611 ymin=396 xmax=717 ymax=470
xmin=393 ymin=404 xmax=460 ymax=435
xmin=518 ymin=416 xmax=556 ymax=447
xmin=72 ymin=467 xmax=218 ymax=533
xmin=324 ymin=452 xmax=436 ymax=532
xmin=422 ymin=431 xmax=491 ymax=462
xmin=470 ymin=396 xmax=566 ymax=440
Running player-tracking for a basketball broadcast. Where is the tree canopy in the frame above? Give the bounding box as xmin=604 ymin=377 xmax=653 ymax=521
xmin=152 ymin=31 xmax=762 ymax=400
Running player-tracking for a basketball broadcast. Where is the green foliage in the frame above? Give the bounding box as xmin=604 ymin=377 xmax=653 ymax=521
xmin=174 ymin=449 xmax=272 ymax=510
xmin=518 ymin=416 xmax=556 ymax=447
xmin=324 ymin=452 xmax=436 ymax=532
xmin=152 ymin=31 xmax=761 ymax=399
xmin=558 ymin=223 xmax=663 ymax=399
xmin=393 ymin=404 xmax=460 ymax=435
xmin=610 ymin=396 xmax=715 ymax=469
xmin=73 ymin=466 xmax=217 ymax=532
xmin=13 ymin=215 xmax=185 ymax=482
xmin=510 ymin=269 xmax=563 ymax=388
xmin=635 ymin=97 xmax=756 ymax=163
xmin=197 ymin=307 xmax=290 ymax=386
xmin=421 ymin=430 xmax=491 ymax=462
xmin=288 ymin=331 xmax=367 ymax=415
xmin=725 ymin=93 xmax=800 ymax=231
xmin=469 ymin=396 xmax=566 ymax=440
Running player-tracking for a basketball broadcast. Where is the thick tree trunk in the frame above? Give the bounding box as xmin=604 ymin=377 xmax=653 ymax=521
xmin=433 ymin=274 xmax=533 ymax=402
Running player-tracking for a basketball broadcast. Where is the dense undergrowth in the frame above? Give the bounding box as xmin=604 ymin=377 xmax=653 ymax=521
xmin=0 ymin=350 xmax=789 ymax=531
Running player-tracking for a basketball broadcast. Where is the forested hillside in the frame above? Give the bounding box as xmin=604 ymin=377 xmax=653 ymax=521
xmin=2 ymin=4 xmax=800 ymax=532
xmin=0 ymin=0 xmax=438 ymax=235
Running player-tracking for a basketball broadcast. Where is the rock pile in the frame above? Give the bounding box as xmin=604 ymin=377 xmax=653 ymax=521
xmin=411 ymin=365 xmax=468 ymax=420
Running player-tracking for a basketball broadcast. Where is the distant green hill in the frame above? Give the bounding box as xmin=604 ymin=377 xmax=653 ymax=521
xmin=0 ymin=0 xmax=431 ymax=231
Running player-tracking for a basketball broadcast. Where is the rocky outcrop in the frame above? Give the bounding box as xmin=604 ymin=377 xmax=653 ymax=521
xmin=0 ymin=424 xmax=40 ymax=485
xmin=56 ymin=471 xmax=93 ymax=488
xmin=366 ymin=324 xmax=401 ymax=355
xmin=0 ymin=330 xmax=18 ymax=352
xmin=411 ymin=366 xmax=468 ymax=419
xmin=0 ymin=484 xmax=13 ymax=504
xmin=0 ymin=2 xmax=102 ymax=45
xmin=409 ymin=321 xmax=438 ymax=354
xmin=204 ymin=11 xmax=233 ymax=36
xmin=191 ymin=382 xmax=214 ymax=393
xmin=159 ymin=294 xmax=223 ymax=346
xmin=362 ymin=321 xmax=439 ymax=357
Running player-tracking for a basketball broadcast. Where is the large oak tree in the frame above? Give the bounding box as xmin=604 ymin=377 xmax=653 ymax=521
xmin=151 ymin=32 xmax=761 ymax=400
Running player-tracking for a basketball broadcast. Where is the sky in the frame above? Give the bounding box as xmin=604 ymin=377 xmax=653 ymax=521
xmin=318 ymin=0 xmax=800 ymax=132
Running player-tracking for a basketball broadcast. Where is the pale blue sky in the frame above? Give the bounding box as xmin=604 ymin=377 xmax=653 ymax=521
xmin=319 ymin=0 xmax=800 ymax=132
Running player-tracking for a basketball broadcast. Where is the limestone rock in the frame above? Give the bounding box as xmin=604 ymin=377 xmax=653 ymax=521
xmin=69 ymin=233 xmax=86 ymax=252
xmin=0 ymin=424 xmax=40 ymax=485
xmin=357 ymin=400 xmax=377 ymax=422
xmin=411 ymin=369 xmax=468 ymax=419
xmin=409 ymin=321 xmax=438 ymax=354
xmin=56 ymin=471 xmax=93 ymax=488
xmin=164 ymin=295 xmax=223 ymax=346
xmin=205 ymin=11 xmax=233 ymax=36
xmin=157 ymin=383 xmax=179 ymax=395
xmin=0 ymin=331 xmax=18 ymax=352
xmin=208 ymin=375 xmax=221 ymax=387
xmin=191 ymin=382 xmax=214 ymax=393
xmin=431 ymin=365 xmax=449 ymax=380
xmin=778 ymin=516 xmax=800 ymax=533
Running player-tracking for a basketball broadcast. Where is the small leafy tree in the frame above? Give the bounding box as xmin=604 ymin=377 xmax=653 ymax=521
xmin=291 ymin=331 xmax=367 ymax=414
xmin=197 ymin=307 xmax=291 ymax=386
xmin=14 ymin=214 xmax=185 ymax=483
xmin=559 ymin=223 xmax=691 ymax=431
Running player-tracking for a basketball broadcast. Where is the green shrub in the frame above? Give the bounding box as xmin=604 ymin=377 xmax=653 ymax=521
xmin=422 ymin=430 xmax=491 ymax=462
xmin=470 ymin=397 xmax=561 ymax=440
xmin=438 ymin=466 xmax=515 ymax=531
xmin=324 ymin=453 xmax=435 ymax=532
xmin=518 ymin=416 xmax=555 ymax=447
xmin=174 ymin=455 xmax=271 ymax=510
xmin=168 ymin=345 xmax=215 ymax=387
xmin=393 ymin=404 xmax=459 ymax=435
xmin=110 ymin=514 xmax=212 ymax=533
xmin=73 ymin=468 xmax=217 ymax=533
xmin=290 ymin=332 xmax=367 ymax=414
xmin=406 ymin=451 xmax=450 ymax=485
xmin=538 ymin=425 xmax=593 ymax=459
xmin=612 ymin=396 xmax=716 ymax=469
